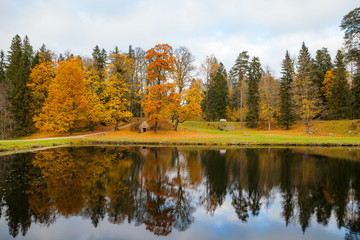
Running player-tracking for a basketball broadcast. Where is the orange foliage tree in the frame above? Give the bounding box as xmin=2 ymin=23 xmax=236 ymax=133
xmin=142 ymin=44 xmax=177 ymax=133
xmin=28 ymin=51 xmax=56 ymax=116
xmin=34 ymin=58 xmax=95 ymax=134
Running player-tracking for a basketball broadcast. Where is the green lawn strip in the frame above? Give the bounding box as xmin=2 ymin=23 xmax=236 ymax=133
xmin=0 ymin=138 xmax=81 ymax=151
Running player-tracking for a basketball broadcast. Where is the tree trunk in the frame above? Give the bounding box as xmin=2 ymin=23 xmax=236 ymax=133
xmin=154 ymin=121 xmax=158 ymax=133
xmin=69 ymin=128 xmax=73 ymax=135
xmin=305 ymin=118 xmax=309 ymax=133
xmin=115 ymin=120 xmax=119 ymax=131
xmin=240 ymin=86 xmax=244 ymax=129
xmin=267 ymin=104 xmax=271 ymax=131
xmin=174 ymin=119 xmax=179 ymax=131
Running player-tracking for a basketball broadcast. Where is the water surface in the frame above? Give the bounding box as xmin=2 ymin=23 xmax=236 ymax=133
xmin=0 ymin=146 xmax=359 ymax=239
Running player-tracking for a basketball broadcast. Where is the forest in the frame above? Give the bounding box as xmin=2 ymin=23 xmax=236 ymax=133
xmin=0 ymin=7 xmax=359 ymax=138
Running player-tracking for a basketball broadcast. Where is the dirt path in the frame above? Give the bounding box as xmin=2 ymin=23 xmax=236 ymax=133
xmin=1 ymin=122 xmax=133 ymax=142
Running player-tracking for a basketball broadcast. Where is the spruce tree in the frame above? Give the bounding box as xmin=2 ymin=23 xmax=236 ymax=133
xmin=208 ymin=63 xmax=228 ymax=121
xmin=328 ymin=50 xmax=351 ymax=119
xmin=246 ymin=57 xmax=262 ymax=128
xmin=295 ymin=42 xmax=320 ymax=133
xmin=278 ymin=51 xmax=296 ymax=129
xmin=6 ymin=35 xmax=34 ymax=136
xmin=312 ymin=48 xmax=332 ymax=105
xmin=0 ymin=50 xmax=6 ymax=83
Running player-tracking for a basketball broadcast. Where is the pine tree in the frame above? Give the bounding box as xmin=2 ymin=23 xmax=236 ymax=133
xmin=278 ymin=51 xmax=296 ymax=129
xmin=327 ymin=50 xmax=351 ymax=119
xmin=230 ymin=51 xmax=249 ymax=128
xmin=6 ymin=35 xmax=34 ymax=136
xmin=208 ymin=63 xmax=228 ymax=121
xmin=246 ymin=57 xmax=262 ymax=128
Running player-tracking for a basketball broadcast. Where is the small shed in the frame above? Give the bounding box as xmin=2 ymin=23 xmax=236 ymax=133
xmin=139 ymin=121 xmax=150 ymax=133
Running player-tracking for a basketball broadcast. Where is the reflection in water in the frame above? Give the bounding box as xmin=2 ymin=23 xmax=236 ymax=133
xmin=0 ymin=147 xmax=359 ymax=239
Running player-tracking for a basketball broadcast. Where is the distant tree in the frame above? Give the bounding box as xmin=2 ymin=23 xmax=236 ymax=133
xmin=246 ymin=57 xmax=262 ymax=128
xmin=278 ymin=51 xmax=296 ymax=130
xmin=326 ymin=50 xmax=352 ymax=119
xmin=208 ymin=63 xmax=228 ymax=121
xmin=230 ymin=51 xmax=249 ymax=128
xmin=294 ymin=42 xmax=321 ymax=133
xmin=6 ymin=35 xmax=34 ymax=136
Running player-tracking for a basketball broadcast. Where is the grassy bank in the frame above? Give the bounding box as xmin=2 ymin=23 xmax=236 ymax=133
xmin=0 ymin=120 xmax=359 ymax=152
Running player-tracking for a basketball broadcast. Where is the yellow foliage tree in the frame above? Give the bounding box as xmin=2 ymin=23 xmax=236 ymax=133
xmin=321 ymin=69 xmax=335 ymax=101
xmin=34 ymin=58 xmax=93 ymax=134
xmin=173 ymin=80 xmax=203 ymax=131
xmin=104 ymin=53 xmax=134 ymax=130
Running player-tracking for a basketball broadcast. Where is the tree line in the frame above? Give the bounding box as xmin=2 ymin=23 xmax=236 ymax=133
xmin=0 ymin=7 xmax=359 ymax=137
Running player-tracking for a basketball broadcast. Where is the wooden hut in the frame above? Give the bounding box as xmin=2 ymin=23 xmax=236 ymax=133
xmin=138 ymin=121 xmax=150 ymax=133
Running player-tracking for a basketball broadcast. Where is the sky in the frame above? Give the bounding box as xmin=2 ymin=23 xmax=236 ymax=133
xmin=0 ymin=0 xmax=358 ymax=77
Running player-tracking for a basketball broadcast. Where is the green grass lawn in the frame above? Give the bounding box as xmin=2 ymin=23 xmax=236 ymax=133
xmin=0 ymin=120 xmax=359 ymax=152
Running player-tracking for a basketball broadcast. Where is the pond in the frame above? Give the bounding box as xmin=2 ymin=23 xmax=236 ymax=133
xmin=0 ymin=146 xmax=359 ymax=240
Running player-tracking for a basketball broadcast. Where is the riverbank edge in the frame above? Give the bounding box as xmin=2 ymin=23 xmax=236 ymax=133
xmin=0 ymin=137 xmax=360 ymax=155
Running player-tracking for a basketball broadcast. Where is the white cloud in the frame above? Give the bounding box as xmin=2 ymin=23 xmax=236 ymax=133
xmin=0 ymin=0 xmax=358 ymax=76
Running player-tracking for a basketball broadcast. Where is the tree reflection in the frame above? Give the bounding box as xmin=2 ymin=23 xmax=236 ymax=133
xmin=0 ymin=147 xmax=359 ymax=238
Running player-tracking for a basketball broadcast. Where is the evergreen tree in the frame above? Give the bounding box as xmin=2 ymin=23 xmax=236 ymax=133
xmin=208 ymin=63 xmax=228 ymax=121
xmin=230 ymin=51 xmax=249 ymax=128
xmin=246 ymin=57 xmax=262 ymax=128
xmin=312 ymin=48 xmax=332 ymax=105
xmin=327 ymin=50 xmax=351 ymax=119
xmin=340 ymin=7 xmax=360 ymax=119
xmin=0 ymin=50 xmax=6 ymax=82
xmin=278 ymin=51 xmax=296 ymax=129
xmin=352 ymin=72 xmax=360 ymax=118
xmin=295 ymin=42 xmax=321 ymax=133
xmin=6 ymin=35 xmax=34 ymax=136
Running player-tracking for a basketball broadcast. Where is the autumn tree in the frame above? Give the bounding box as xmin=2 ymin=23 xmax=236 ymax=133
xmin=34 ymin=58 xmax=93 ymax=134
xmin=6 ymin=35 xmax=34 ymax=136
xmin=142 ymin=44 xmax=177 ymax=133
xmin=246 ymin=57 xmax=262 ymax=128
xmin=230 ymin=51 xmax=249 ymax=128
xmin=278 ymin=51 xmax=296 ymax=130
xmin=28 ymin=48 xmax=56 ymax=117
xmin=259 ymin=66 xmax=279 ymax=131
xmin=171 ymin=46 xmax=197 ymax=129
xmin=104 ymin=53 xmax=133 ymax=130
xmin=173 ymin=79 xmax=203 ymax=131
xmin=294 ymin=43 xmax=321 ymax=133
xmin=207 ymin=63 xmax=228 ymax=121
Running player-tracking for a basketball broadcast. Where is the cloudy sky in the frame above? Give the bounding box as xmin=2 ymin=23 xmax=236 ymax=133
xmin=0 ymin=0 xmax=358 ymax=76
